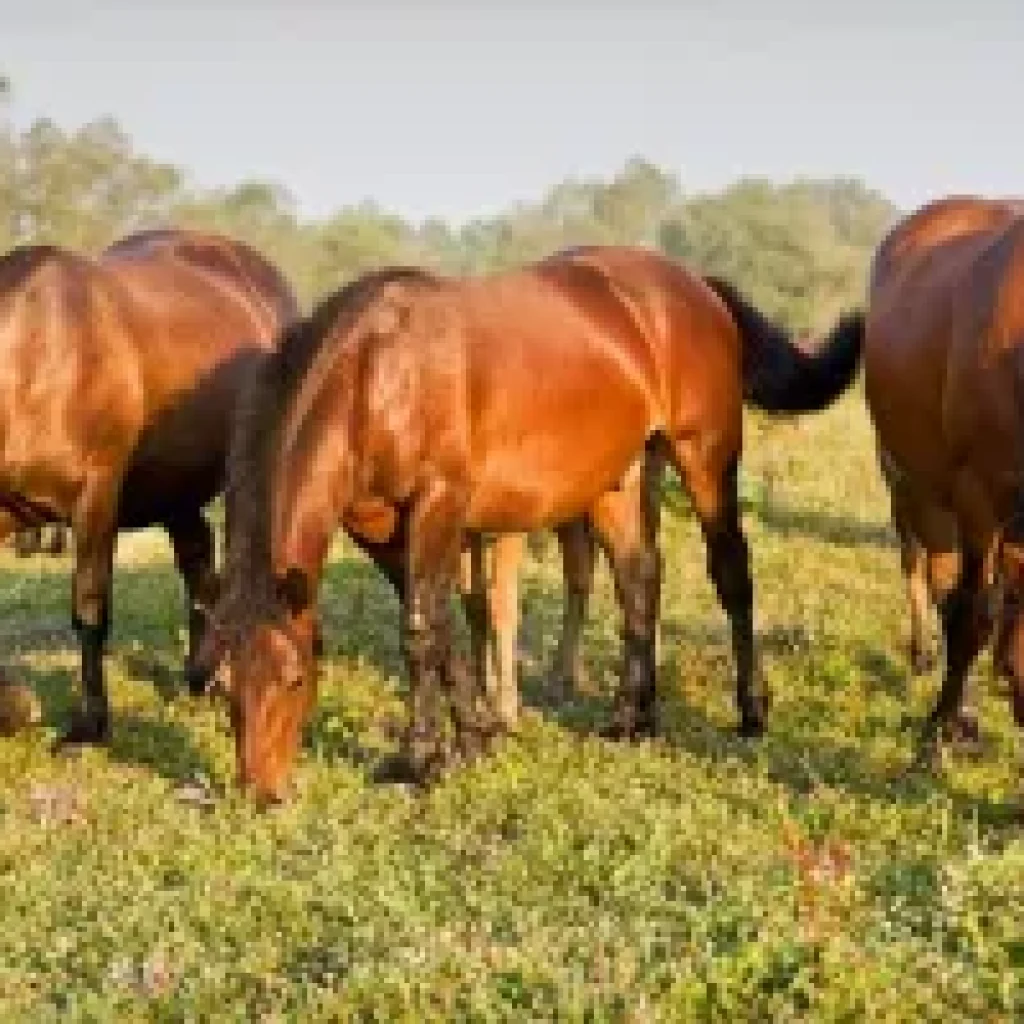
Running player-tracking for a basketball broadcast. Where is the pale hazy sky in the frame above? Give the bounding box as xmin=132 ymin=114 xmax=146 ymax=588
xmin=3 ymin=0 xmax=1022 ymax=222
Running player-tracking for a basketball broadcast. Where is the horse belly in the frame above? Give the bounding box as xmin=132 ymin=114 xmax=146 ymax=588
xmin=466 ymin=408 xmax=650 ymax=532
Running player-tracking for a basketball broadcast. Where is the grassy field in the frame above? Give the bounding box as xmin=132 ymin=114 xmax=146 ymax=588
xmin=0 ymin=394 xmax=1020 ymax=1022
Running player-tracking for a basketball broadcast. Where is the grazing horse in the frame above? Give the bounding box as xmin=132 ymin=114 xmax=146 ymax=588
xmin=864 ymin=195 xmax=1024 ymax=763
xmin=0 ymin=228 xmax=298 ymax=746
xmin=205 ymin=245 xmax=863 ymax=801
xmin=873 ymin=197 xmax=1024 ymax=683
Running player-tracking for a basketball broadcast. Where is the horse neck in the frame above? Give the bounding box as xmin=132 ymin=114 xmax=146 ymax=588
xmin=270 ymin=389 xmax=354 ymax=599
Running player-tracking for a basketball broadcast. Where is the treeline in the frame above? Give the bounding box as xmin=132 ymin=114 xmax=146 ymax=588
xmin=1 ymin=81 xmax=896 ymax=330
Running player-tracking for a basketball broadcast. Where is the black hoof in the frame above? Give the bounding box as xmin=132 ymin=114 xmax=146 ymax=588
xmin=53 ymin=712 xmax=111 ymax=752
xmin=738 ymin=714 xmax=765 ymax=738
xmin=600 ymin=710 xmax=657 ymax=741
xmin=372 ymin=754 xmax=420 ymax=785
xmin=184 ymin=661 xmax=212 ymax=697
xmin=374 ymin=744 xmax=449 ymax=787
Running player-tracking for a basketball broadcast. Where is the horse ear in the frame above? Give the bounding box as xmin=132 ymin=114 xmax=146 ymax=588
xmin=277 ymin=567 xmax=312 ymax=616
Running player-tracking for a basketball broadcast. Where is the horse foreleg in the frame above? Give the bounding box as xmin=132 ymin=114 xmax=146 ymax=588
xmin=552 ymin=520 xmax=596 ymax=700
xmin=403 ymin=485 xmax=486 ymax=783
xmin=460 ymin=532 xmax=524 ymax=732
xmin=166 ymin=510 xmax=219 ymax=695
xmin=58 ymin=479 xmax=119 ymax=747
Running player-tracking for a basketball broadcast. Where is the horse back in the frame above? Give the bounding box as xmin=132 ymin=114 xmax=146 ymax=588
xmin=544 ymin=246 xmax=743 ymax=438
xmin=871 ymin=195 xmax=1024 ymax=293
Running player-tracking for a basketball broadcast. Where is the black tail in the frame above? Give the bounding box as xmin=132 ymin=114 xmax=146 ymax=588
xmin=703 ymin=275 xmax=866 ymax=414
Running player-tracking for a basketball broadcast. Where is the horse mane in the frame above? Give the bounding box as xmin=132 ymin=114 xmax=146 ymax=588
xmin=220 ymin=265 xmax=437 ymax=627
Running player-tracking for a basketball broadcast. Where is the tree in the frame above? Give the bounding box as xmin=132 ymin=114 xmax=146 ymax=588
xmin=0 ymin=80 xmax=893 ymax=329
xmin=659 ymin=177 xmax=893 ymax=331
xmin=5 ymin=116 xmax=181 ymax=251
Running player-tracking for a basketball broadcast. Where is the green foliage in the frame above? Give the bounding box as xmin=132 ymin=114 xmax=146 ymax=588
xmin=1 ymin=116 xmax=181 ymax=253
xmin=659 ymin=178 xmax=893 ymax=332
xmin=0 ymin=79 xmax=894 ymax=318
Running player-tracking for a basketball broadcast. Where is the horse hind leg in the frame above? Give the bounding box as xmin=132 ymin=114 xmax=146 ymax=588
xmin=883 ymin=455 xmax=940 ymax=675
xmin=915 ymin=544 xmax=989 ymax=767
xmin=901 ymin=529 xmax=938 ymax=676
xmin=551 ymin=519 xmax=597 ymax=701
xmin=899 ymin=490 xmax=980 ymax=746
xmin=671 ymin=436 xmax=763 ymax=737
xmin=588 ymin=452 xmax=663 ymax=739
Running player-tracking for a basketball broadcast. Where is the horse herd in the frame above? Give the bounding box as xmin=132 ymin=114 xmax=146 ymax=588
xmin=1 ymin=194 xmax=1023 ymax=805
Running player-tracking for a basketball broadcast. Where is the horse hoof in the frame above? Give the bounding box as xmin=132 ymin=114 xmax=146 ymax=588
xmin=942 ymin=713 xmax=983 ymax=757
xmin=738 ymin=715 xmax=765 ymax=739
xmin=371 ymin=754 xmax=419 ymax=785
xmin=600 ymin=713 xmax=656 ymax=742
xmin=910 ymin=649 xmax=938 ymax=676
xmin=374 ymin=746 xmax=448 ymax=787
xmin=946 ymin=712 xmax=981 ymax=743
xmin=53 ymin=714 xmax=110 ymax=751
xmin=184 ymin=662 xmax=212 ymax=697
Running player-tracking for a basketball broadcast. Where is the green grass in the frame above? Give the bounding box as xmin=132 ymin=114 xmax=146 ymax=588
xmin=0 ymin=397 xmax=1021 ymax=1022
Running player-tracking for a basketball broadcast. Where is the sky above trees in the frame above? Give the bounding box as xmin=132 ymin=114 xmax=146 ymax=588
xmin=3 ymin=2 xmax=1021 ymax=221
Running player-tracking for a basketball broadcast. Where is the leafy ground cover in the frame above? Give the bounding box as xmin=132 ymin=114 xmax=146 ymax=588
xmin=0 ymin=395 xmax=1020 ymax=1021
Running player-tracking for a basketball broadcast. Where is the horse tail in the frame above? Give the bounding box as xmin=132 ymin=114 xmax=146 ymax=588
xmin=703 ymin=275 xmax=866 ymax=414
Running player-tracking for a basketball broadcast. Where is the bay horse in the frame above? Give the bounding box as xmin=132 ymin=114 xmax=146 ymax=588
xmin=874 ymin=197 xmax=1023 ymax=681
xmin=206 ymin=245 xmax=863 ymax=801
xmin=864 ymin=195 xmax=1024 ymax=764
xmin=0 ymin=228 xmax=298 ymax=747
